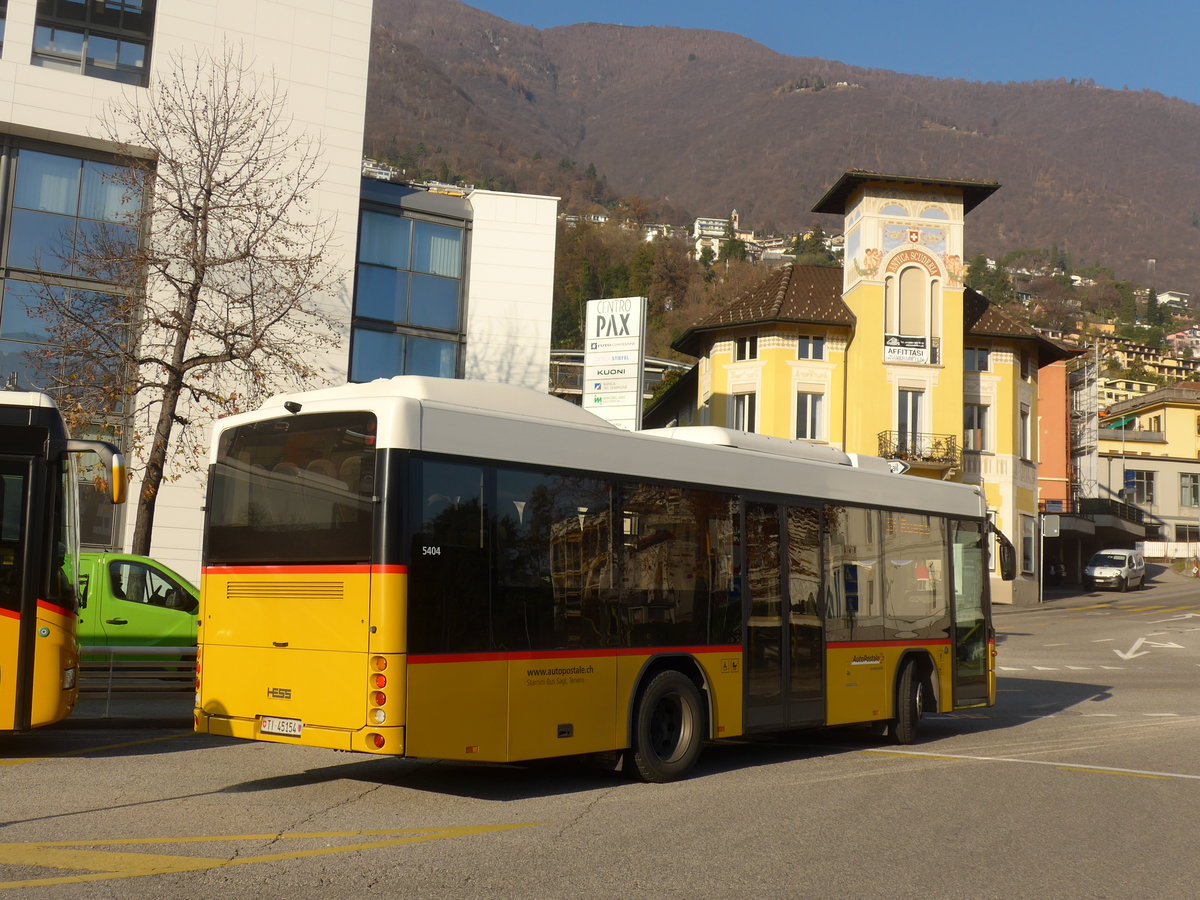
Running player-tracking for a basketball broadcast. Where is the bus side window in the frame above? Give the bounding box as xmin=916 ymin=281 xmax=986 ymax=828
xmin=408 ymin=461 xmax=489 ymax=654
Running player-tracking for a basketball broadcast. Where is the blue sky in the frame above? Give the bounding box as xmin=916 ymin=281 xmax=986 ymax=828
xmin=465 ymin=0 xmax=1200 ymax=106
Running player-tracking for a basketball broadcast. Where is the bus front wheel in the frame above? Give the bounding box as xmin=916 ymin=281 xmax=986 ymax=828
xmin=891 ymin=661 xmax=924 ymax=745
xmin=629 ymin=670 xmax=704 ymax=783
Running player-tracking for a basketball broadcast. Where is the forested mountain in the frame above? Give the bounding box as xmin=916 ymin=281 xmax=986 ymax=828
xmin=367 ymin=0 xmax=1200 ymax=300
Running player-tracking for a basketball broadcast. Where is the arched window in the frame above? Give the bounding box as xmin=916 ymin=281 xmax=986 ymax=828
xmin=898 ymin=266 xmax=924 ymax=336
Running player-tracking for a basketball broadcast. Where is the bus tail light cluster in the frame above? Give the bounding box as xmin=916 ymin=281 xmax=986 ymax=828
xmin=368 ymin=656 xmax=388 ymax=738
xmin=194 ymin=648 xmax=202 ymax=704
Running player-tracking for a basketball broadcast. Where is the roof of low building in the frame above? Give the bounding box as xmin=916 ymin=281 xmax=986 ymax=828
xmin=672 ymin=264 xmax=853 ymax=356
xmin=963 ymin=288 xmax=1079 ymax=365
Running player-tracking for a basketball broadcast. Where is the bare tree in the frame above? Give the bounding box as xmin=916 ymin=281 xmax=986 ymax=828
xmin=30 ymin=44 xmax=344 ymax=554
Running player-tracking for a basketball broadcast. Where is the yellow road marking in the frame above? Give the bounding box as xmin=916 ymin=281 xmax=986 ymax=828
xmin=0 ymin=826 xmax=537 ymax=890
xmin=1 ymin=733 xmax=190 ymax=766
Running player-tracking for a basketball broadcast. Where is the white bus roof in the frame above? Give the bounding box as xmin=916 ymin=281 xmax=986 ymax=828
xmin=0 ymin=390 xmax=58 ymax=410
xmin=214 ymin=377 xmax=984 ymax=518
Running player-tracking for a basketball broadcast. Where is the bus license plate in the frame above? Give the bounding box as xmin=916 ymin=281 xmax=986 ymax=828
xmin=260 ymin=716 xmax=303 ymax=737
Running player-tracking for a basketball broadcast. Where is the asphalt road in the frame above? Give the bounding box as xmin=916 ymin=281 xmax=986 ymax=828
xmin=3 ymin=567 xmax=1200 ymax=898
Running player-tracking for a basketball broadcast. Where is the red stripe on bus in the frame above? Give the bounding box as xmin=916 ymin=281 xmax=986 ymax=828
xmin=36 ymin=599 xmax=74 ymax=619
xmin=409 ymin=645 xmax=743 ymax=665
xmin=202 ymin=564 xmax=408 ymax=576
xmin=0 ymin=607 xmax=18 ymax=621
xmin=826 ymin=639 xmax=952 ymax=650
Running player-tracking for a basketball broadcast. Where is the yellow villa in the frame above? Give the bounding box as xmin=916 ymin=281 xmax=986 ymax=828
xmin=654 ymin=172 xmax=1072 ymax=605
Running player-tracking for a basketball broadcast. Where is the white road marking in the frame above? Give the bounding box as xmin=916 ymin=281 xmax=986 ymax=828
xmin=867 ymin=749 xmax=1200 ymax=781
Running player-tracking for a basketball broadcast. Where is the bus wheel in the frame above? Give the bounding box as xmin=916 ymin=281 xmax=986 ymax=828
xmin=630 ymin=670 xmax=704 ymax=783
xmin=892 ymin=661 xmax=924 ymax=745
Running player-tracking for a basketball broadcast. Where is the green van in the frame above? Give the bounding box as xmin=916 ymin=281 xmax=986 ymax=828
xmin=77 ymin=552 xmax=199 ymax=648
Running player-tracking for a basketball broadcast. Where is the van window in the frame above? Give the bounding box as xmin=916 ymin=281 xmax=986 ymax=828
xmin=1090 ymin=552 xmax=1130 ymax=567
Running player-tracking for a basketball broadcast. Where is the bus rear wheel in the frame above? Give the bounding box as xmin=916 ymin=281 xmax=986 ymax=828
xmin=891 ymin=661 xmax=924 ymax=745
xmin=629 ymin=670 xmax=704 ymax=783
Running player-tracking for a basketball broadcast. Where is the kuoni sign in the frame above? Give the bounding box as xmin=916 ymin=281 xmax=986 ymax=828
xmin=583 ymin=296 xmax=647 ymax=431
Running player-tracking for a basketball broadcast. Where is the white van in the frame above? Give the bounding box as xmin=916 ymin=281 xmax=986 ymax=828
xmin=1083 ymin=548 xmax=1146 ymax=592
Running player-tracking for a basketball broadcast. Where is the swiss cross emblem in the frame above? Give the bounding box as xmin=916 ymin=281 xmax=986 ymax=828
xmin=908 ymin=229 xmax=920 ymax=243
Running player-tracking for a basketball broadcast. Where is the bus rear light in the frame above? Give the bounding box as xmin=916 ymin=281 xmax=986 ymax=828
xmin=372 ymin=673 xmax=387 ymax=689
xmin=368 ymin=733 xmax=385 ymax=749
xmin=370 ymin=709 xmax=386 ymax=725
xmin=371 ymin=691 xmax=386 ymax=707
xmin=371 ymin=656 xmax=387 ymax=671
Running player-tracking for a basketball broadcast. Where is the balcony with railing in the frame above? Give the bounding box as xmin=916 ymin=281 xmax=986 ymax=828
xmin=877 ymin=431 xmax=959 ymax=470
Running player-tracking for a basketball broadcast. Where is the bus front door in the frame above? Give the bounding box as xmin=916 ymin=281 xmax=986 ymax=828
xmin=744 ymin=503 xmax=824 ymax=731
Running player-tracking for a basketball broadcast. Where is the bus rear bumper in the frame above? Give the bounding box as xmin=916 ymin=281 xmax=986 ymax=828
xmin=195 ymin=708 xmax=405 ymax=755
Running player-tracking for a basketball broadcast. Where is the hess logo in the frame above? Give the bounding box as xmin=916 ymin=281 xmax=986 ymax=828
xmin=266 ymin=687 xmax=292 ymax=700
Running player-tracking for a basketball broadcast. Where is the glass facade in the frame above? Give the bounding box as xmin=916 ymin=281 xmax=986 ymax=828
xmin=0 ymin=142 xmax=140 ymax=547
xmin=351 ymin=202 xmax=466 ymax=382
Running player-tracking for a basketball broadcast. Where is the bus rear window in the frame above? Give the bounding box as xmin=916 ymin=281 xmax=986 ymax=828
xmin=206 ymin=412 xmax=377 ymax=565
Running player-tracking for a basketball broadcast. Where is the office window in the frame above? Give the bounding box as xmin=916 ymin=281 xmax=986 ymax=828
xmin=797 ymin=334 xmax=824 ymax=360
xmin=733 ymin=392 xmax=756 ymax=433
xmin=0 ymin=142 xmax=140 ymax=549
xmin=1128 ymin=469 xmax=1155 ymax=505
xmin=964 ymin=347 xmax=990 ymax=371
xmin=964 ymin=404 xmax=988 ymax=451
xmin=1181 ymin=473 xmax=1200 ymax=508
xmin=351 ymin=205 xmax=465 ymax=382
xmin=796 ymin=392 xmax=822 ymax=440
xmin=8 ymin=149 xmax=137 ymax=278
xmin=32 ymin=0 xmax=155 ymax=86
xmin=1019 ymin=405 xmax=1031 ymax=460
xmin=1175 ymin=524 xmax=1199 ymax=542
xmin=734 ymin=335 xmax=757 ymax=361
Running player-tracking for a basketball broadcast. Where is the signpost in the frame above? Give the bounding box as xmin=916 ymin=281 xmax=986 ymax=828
xmin=583 ymin=296 xmax=647 ymax=431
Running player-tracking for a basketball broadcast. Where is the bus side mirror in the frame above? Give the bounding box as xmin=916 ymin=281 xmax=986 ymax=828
xmin=67 ymin=440 xmax=127 ymax=504
xmin=994 ymin=529 xmax=1017 ymax=581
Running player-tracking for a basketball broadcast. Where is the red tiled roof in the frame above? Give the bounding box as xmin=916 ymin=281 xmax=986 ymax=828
xmin=964 ymin=288 xmax=1078 ymax=364
xmin=673 ymin=264 xmax=853 ymax=356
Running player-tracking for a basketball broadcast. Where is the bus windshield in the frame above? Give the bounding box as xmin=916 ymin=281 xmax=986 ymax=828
xmin=207 ymin=412 xmax=377 ymax=565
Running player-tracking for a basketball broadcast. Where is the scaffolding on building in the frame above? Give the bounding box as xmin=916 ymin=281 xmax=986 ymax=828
xmin=1068 ymin=342 xmax=1100 ymax=503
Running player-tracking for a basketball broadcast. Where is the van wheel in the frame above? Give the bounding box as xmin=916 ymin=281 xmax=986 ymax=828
xmin=629 ymin=670 xmax=704 ymax=783
xmin=1118 ymin=576 xmax=1128 ymax=592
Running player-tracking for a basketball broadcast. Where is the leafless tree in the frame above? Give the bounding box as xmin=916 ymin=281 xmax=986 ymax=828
xmin=30 ymin=44 xmax=344 ymax=554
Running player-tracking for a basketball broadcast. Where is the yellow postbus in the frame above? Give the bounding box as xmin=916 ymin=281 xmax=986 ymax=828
xmin=195 ymin=377 xmax=1013 ymax=781
xmin=1 ymin=390 xmax=124 ymax=732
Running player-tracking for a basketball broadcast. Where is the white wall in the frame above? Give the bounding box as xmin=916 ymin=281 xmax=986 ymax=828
xmin=0 ymin=1 xmax=371 ymax=581
xmin=463 ymin=189 xmax=558 ymax=390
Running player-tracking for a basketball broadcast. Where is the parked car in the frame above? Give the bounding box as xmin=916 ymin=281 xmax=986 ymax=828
xmin=1083 ymin=548 xmax=1146 ymax=592
xmin=76 ymin=552 xmax=199 ymax=647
